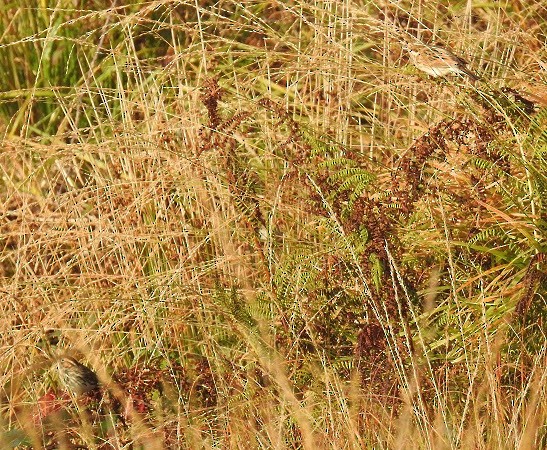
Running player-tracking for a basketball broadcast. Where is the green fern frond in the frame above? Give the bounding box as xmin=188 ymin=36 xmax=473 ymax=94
xmin=527 ymin=106 xmax=547 ymax=145
xmin=214 ymin=286 xmax=257 ymax=330
xmin=331 ymin=357 xmax=354 ymax=372
xmin=329 ymin=167 xmax=370 ymax=181
xmin=468 ymin=156 xmax=507 ymax=177
xmin=301 ymin=129 xmax=340 ymax=157
xmin=469 ymin=227 xmax=502 ymax=245
xmin=328 ymin=165 xmax=377 ymax=212
xmin=249 ymin=292 xmax=275 ymax=322
xmin=336 ymin=171 xmax=376 ymax=192
xmin=369 ymin=253 xmax=384 ymax=293
xmin=318 ymin=157 xmax=357 ymax=169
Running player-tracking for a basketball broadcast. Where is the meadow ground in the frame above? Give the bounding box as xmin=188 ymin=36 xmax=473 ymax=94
xmin=0 ymin=1 xmax=546 ymax=448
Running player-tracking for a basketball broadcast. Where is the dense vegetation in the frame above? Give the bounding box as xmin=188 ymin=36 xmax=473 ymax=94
xmin=0 ymin=1 xmax=546 ymax=448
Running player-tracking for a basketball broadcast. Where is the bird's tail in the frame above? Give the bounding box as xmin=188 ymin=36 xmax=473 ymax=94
xmin=462 ymin=67 xmax=481 ymax=84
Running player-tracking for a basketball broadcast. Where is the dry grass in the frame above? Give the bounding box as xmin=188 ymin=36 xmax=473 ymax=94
xmin=0 ymin=1 xmax=546 ymax=448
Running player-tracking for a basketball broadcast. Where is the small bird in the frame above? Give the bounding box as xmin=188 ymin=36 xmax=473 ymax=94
xmin=403 ymin=42 xmax=480 ymax=82
xmin=56 ymin=356 xmax=100 ymax=396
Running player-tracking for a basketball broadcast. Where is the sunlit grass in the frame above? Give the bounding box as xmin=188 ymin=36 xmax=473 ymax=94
xmin=0 ymin=1 xmax=546 ymax=448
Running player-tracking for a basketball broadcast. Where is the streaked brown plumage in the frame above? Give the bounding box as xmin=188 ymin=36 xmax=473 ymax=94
xmin=56 ymin=356 xmax=100 ymax=395
xmin=404 ymin=43 xmax=480 ymax=82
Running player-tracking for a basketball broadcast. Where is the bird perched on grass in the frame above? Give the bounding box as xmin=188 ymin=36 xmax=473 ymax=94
xmin=56 ymin=356 xmax=100 ymax=396
xmin=403 ymin=42 xmax=481 ymax=83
